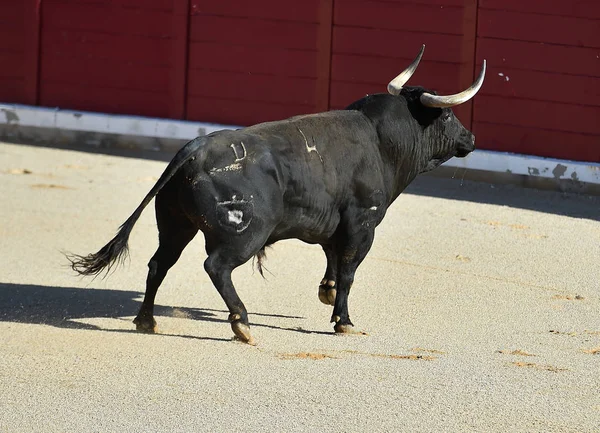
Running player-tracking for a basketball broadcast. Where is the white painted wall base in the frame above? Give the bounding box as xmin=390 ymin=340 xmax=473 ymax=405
xmin=2 ymin=103 xmax=599 ymax=186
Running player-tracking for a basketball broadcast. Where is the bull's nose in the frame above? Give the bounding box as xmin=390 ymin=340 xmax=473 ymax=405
xmin=456 ymin=134 xmax=475 ymax=158
xmin=465 ymin=133 xmax=475 ymax=151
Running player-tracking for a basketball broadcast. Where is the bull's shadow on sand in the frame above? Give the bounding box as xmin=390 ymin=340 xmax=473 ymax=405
xmin=0 ymin=283 xmax=317 ymax=340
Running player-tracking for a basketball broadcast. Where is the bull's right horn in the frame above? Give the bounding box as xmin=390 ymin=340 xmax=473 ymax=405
xmin=387 ymin=45 xmax=425 ymax=96
xmin=420 ymin=60 xmax=487 ymax=108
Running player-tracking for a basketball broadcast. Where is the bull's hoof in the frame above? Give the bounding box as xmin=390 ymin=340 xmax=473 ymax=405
xmin=133 ymin=316 xmax=158 ymax=333
xmin=231 ymin=321 xmax=256 ymax=345
xmin=229 ymin=313 xmax=256 ymax=346
xmin=318 ymin=281 xmax=336 ymax=306
xmin=334 ymin=323 xmax=363 ymax=335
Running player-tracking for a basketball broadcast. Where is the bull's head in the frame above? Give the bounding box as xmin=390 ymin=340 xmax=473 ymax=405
xmin=387 ymin=46 xmax=486 ymax=170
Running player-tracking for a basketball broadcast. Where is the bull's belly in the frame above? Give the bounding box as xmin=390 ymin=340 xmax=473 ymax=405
xmin=268 ymin=206 xmax=340 ymax=245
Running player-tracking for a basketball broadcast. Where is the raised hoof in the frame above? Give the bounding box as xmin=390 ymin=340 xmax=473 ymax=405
xmin=334 ymin=323 xmax=362 ymax=335
xmin=133 ymin=316 xmax=158 ymax=333
xmin=231 ymin=320 xmax=256 ymax=346
xmin=318 ymin=285 xmax=336 ymax=306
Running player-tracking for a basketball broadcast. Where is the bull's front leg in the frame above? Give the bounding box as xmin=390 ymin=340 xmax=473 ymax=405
xmin=331 ymin=229 xmax=374 ymax=334
xmin=318 ymin=244 xmax=338 ymax=306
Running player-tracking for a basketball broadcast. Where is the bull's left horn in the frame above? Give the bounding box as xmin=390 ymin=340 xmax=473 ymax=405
xmin=420 ymin=60 xmax=486 ymax=108
xmin=387 ymin=45 xmax=425 ymax=96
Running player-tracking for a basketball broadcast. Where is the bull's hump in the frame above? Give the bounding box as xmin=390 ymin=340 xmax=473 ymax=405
xmin=243 ymin=110 xmax=369 ymax=134
xmin=288 ymin=110 xmax=370 ymax=130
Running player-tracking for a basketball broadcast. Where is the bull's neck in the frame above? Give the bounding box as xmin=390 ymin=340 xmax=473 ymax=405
xmin=380 ymin=128 xmax=431 ymax=203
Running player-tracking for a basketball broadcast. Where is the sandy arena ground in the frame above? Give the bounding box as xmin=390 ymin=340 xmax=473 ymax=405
xmin=1 ymin=141 xmax=599 ymax=432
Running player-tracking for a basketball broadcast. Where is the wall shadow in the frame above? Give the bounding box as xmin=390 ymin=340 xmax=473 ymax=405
xmin=406 ymin=172 xmax=600 ymax=222
xmin=9 ymin=137 xmax=176 ymax=163
xmin=0 ymin=283 xmax=326 ymax=339
xmin=11 ymin=140 xmax=598 ymax=222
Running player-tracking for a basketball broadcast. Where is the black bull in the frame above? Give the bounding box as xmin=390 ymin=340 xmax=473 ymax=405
xmin=69 ymin=47 xmax=487 ymax=345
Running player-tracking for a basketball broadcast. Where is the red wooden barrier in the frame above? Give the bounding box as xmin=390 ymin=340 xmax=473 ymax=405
xmin=0 ymin=0 xmax=40 ymax=105
xmin=474 ymin=0 xmax=600 ymax=162
xmin=185 ymin=0 xmax=332 ymax=126
xmin=37 ymin=0 xmax=186 ymax=119
xmin=2 ymin=0 xmax=598 ymax=163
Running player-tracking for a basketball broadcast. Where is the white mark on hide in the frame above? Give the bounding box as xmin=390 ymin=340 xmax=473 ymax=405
xmin=498 ymin=72 xmax=510 ymax=82
xmin=216 ymin=198 xmax=253 ymax=233
xmin=230 ymin=142 xmax=247 ymax=161
xmin=297 ymin=127 xmax=323 ymax=163
xmin=209 ymin=163 xmax=242 ymax=174
xmin=370 ymin=206 xmax=377 ymax=211
xmin=210 ymin=143 xmax=246 ymax=174
xmin=228 ymin=210 xmax=244 ymax=224
xmin=218 ymin=198 xmax=247 ymax=206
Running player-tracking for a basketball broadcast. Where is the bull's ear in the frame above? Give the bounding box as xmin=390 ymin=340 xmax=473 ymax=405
xmin=387 ymin=45 xmax=425 ymax=95
xmin=420 ymin=60 xmax=486 ymax=108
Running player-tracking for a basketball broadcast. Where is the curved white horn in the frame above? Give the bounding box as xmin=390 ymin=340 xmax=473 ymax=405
xmin=387 ymin=45 xmax=425 ymax=96
xmin=420 ymin=60 xmax=487 ymax=108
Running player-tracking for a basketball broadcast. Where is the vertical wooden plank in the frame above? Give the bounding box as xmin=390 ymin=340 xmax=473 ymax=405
xmin=23 ymin=0 xmax=42 ymax=105
xmin=316 ymin=0 xmax=333 ymax=112
xmin=459 ymin=0 xmax=478 ymax=129
xmin=170 ymin=0 xmax=190 ymax=119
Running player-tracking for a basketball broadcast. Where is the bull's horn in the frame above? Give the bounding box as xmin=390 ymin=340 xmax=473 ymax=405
xmin=387 ymin=45 xmax=425 ymax=96
xmin=420 ymin=60 xmax=487 ymax=108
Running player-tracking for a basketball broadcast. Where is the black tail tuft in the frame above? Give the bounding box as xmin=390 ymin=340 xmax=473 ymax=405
xmin=66 ymin=214 xmax=137 ymax=278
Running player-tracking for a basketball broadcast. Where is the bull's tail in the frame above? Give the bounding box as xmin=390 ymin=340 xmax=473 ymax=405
xmin=67 ymin=136 xmax=206 ymax=277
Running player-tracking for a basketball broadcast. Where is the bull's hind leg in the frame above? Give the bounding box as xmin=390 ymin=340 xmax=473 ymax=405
xmin=318 ymin=245 xmax=338 ymax=306
xmin=331 ymin=227 xmax=375 ymax=334
xmin=133 ymin=214 xmax=197 ymax=333
xmin=203 ymin=231 xmax=272 ymax=345
xmin=204 ymin=254 xmax=255 ymax=345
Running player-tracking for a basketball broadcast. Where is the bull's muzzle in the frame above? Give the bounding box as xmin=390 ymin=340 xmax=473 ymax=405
xmin=456 ymin=134 xmax=475 ymax=158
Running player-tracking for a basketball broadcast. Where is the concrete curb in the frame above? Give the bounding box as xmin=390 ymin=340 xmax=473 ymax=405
xmin=2 ymin=103 xmax=599 ymax=190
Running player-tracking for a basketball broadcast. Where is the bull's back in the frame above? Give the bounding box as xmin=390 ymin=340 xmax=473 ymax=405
xmin=171 ymin=111 xmax=384 ymax=244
